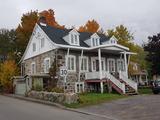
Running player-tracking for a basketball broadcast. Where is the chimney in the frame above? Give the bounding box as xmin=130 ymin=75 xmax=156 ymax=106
xmin=38 ymin=16 xmax=47 ymax=26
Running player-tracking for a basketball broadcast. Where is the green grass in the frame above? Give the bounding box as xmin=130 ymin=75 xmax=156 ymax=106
xmin=64 ymin=93 xmax=127 ymax=108
xmin=138 ymin=87 xmax=152 ymax=94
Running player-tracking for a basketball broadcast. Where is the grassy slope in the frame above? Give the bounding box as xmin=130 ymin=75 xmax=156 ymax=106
xmin=64 ymin=93 xmax=127 ymax=108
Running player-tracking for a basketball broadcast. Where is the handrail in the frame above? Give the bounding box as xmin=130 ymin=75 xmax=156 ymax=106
xmin=105 ymin=72 xmax=126 ymax=94
xmin=119 ymin=71 xmax=138 ymax=92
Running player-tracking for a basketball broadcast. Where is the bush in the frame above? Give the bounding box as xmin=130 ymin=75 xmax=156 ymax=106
xmin=34 ymin=84 xmax=43 ymax=91
xmin=0 ymin=60 xmax=19 ymax=93
xmin=51 ymin=87 xmax=64 ymax=93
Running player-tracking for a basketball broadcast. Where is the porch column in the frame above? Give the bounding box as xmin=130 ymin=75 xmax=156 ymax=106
xmin=78 ymin=49 xmax=83 ymax=82
xmin=124 ymin=51 xmax=128 ymax=77
xmin=98 ymin=48 xmax=103 ymax=93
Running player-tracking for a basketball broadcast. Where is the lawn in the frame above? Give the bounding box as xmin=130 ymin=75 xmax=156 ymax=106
xmin=64 ymin=93 xmax=127 ymax=108
xmin=138 ymin=87 xmax=153 ymax=94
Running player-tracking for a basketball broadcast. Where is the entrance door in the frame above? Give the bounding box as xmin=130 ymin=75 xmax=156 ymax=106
xmin=91 ymin=57 xmax=105 ymax=72
xmin=107 ymin=58 xmax=115 ymax=73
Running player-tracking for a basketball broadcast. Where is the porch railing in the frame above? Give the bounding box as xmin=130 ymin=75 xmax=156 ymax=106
xmin=85 ymin=71 xmax=102 ymax=79
xmin=106 ymin=72 xmax=126 ymax=94
xmin=85 ymin=71 xmax=126 ymax=94
xmin=119 ymin=71 xmax=138 ymax=92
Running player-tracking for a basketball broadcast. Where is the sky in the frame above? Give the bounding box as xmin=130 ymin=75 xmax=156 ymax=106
xmin=0 ymin=0 xmax=160 ymax=45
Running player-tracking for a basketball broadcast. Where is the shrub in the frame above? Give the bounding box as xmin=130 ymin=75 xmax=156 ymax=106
xmin=34 ymin=84 xmax=43 ymax=91
xmin=51 ymin=87 xmax=64 ymax=93
xmin=0 ymin=60 xmax=19 ymax=93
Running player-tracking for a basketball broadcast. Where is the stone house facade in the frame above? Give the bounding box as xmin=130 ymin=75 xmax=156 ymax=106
xmin=20 ymin=22 xmax=138 ymax=94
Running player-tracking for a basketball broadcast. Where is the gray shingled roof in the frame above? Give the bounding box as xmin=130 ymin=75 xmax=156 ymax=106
xmin=39 ymin=24 xmax=110 ymax=47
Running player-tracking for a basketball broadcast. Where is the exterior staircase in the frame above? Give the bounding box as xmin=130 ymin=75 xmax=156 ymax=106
xmin=106 ymin=72 xmax=138 ymax=95
xmin=85 ymin=71 xmax=138 ymax=95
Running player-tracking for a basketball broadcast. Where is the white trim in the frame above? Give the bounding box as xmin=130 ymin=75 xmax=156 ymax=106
xmin=107 ymin=58 xmax=116 ymax=72
xmin=31 ymin=62 xmax=36 ymax=74
xmin=117 ymin=59 xmax=125 ymax=72
xmin=79 ymin=56 xmax=88 ymax=72
xmin=21 ymin=24 xmax=130 ymax=62
xmin=44 ymin=57 xmax=50 ymax=73
xmin=75 ymin=82 xmax=84 ymax=93
xmin=65 ymin=55 xmax=76 ymax=72
xmin=91 ymin=57 xmax=105 ymax=72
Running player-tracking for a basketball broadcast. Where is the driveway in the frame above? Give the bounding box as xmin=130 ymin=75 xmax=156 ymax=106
xmin=79 ymin=95 xmax=160 ymax=120
xmin=0 ymin=95 xmax=107 ymax=120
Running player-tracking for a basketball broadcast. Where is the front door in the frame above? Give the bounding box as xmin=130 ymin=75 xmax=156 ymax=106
xmin=91 ymin=57 xmax=105 ymax=72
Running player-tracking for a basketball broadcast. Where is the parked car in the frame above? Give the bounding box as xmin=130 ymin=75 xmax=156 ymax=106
xmin=152 ymin=80 xmax=160 ymax=94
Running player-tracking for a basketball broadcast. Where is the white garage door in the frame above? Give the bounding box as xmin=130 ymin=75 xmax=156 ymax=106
xmin=15 ymin=82 xmax=26 ymax=95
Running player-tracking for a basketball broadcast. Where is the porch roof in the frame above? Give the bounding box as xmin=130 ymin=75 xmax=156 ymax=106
xmin=57 ymin=44 xmax=131 ymax=53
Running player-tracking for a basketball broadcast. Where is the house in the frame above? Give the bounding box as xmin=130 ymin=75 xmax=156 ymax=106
xmin=18 ymin=20 xmax=138 ymax=95
xmin=129 ymin=62 xmax=148 ymax=86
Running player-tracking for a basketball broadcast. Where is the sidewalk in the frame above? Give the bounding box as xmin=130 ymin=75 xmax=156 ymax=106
xmin=2 ymin=94 xmax=117 ymax=120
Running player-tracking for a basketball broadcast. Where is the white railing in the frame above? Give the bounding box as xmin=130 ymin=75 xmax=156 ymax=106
xmin=119 ymin=71 xmax=138 ymax=92
xmin=85 ymin=71 xmax=100 ymax=79
xmin=106 ymin=72 xmax=126 ymax=94
xmin=85 ymin=71 xmax=126 ymax=94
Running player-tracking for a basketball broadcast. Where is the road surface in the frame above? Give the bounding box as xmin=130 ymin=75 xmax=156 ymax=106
xmin=0 ymin=95 xmax=107 ymax=120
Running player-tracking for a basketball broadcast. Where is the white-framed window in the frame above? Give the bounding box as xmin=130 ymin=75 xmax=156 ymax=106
xmin=66 ymin=55 xmax=76 ymax=72
xmin=91 ymin=57 xmax=105 ymax=71
xmin=117 ymin=59 xmax=125 ymax=71
xmin=79 ymin=56 xmax=88 ymax=72
xmin=92 ymin=38 xmax=99 ymax=46
xmin=107 ymin=58 xmax=115 ymax=72
xmin=32 ymin=43 xmax=36 ymax=52
xmin=44 ymin=58 xmax=50 ymax=73
xmin=31 ymin=62 xmax=36 ymax=74
xmin=40 ymin=38 xmax=45 ymax=48
xmin=75 ymin=82 xmax=84 ymax=93
xmin=70 ymin=34 xmax=79 ymax=45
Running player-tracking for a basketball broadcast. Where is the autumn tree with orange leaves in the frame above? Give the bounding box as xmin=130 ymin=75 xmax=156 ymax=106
xmin=78 ymin=19 xmax=100 ymax=33
xmin=39 ymin=9 xmax=65 ymax=29
xmin=16 ymin=9 xmax=64 ymax=55
xmin=0 ymin=60 xmax=19 ymax=93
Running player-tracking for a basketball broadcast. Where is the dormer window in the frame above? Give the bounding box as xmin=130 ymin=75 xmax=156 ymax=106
xmin=70 ymin=34 xmax=79 ymax=45
xmin=110 ymin=36 xmax=117 ymax=44
xmin=92 ymin=38 xmax=99 ymax=46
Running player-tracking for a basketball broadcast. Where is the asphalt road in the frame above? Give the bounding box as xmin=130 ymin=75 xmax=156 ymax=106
xmin=79 ymin=95 xmax=160 ymax=120
xmin=0 ymin=95 xmax=107 ymax=120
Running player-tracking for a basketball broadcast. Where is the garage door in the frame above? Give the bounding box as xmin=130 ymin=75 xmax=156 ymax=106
xmin=15 ymin=82 xmax=26 ymax=95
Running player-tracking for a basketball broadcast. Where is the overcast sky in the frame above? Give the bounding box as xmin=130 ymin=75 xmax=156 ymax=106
xmin=0 ymin=0 xmax=160 ymax=45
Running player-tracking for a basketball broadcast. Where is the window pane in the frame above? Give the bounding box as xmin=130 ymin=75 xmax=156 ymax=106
xmin=33 ymin=43 xmax=36 ymax=52
xmin=71 ymin=34 xmax=74 ymax=43
xmin=41 ymin=38 xmax=45 ymax=48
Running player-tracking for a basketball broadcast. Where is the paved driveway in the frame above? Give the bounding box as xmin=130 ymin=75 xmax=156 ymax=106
xmin=79 ymin=95 xmax=160 ymax=120
xmin=0 ymin=95 xmax=107 ymax=120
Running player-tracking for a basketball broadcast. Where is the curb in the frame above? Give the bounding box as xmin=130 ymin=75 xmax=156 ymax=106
xmin=2 ymin=94 xmax=117 ymax=120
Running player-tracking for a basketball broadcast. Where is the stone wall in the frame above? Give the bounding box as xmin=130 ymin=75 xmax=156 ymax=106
xmin=23 ymin=49 xmax=123 ymax=93
xmin=27 ymin=90 xmax=79 ymax=104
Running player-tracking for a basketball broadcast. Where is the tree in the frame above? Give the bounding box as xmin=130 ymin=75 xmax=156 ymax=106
xmin=144 ymin=33 xmax=160 ymax=76
xmin=16 ymin=10 xmax=39 ymax=54
xmin=0 ymin=29 xmax=17 ymax=62
xmin=107 ymin=25 xmax=133 ymax=45
xmin=39 ymin=9 xmax=65 ymax=29
xmin=49 ymin=57 xmax=59 ymax=88
xmin=16 ymin=9 xmax=65 ymax=55
xmin=78 ymin=19 xmax=100 ymax=33
xmin=0 ymin=60 xmax=19 ymax=93
xmin=107 ymin=25 xmax=147 ymax=74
